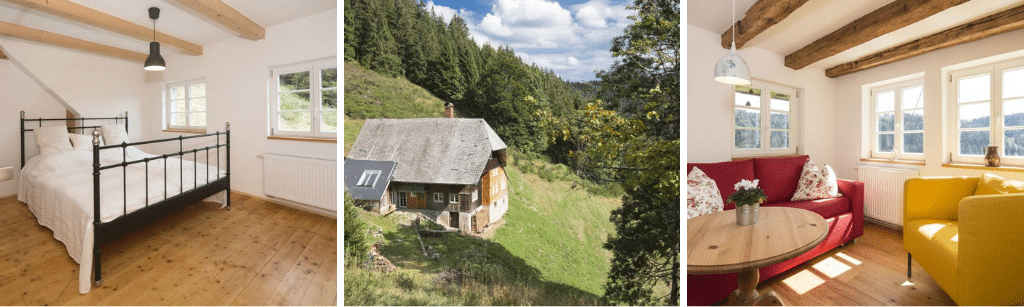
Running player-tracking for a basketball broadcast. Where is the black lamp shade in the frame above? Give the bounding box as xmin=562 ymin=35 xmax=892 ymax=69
xmin=144 ymin=41 xmax=165 ymax=71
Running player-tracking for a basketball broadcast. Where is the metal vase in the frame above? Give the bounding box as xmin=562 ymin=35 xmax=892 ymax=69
xmin=735 ymin=203 xmax=760 ymax=226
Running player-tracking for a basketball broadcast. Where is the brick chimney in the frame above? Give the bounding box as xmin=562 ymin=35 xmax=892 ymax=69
xmin=444 ymin=102 xmax=455 ymax=118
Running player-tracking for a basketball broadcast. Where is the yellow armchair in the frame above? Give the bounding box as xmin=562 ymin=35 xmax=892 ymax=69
xmin=904 ymin=176 xmax=1024 ymax=305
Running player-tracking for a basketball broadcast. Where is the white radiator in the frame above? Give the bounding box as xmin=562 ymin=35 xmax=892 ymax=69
xmin=857 ymin=166 xmax=920 ymax=226
xmin=263 ymin=153 xmax=337 ymax=212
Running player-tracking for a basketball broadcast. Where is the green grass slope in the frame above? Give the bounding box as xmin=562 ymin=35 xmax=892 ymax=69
xmin=344 ymin=160 xmax=620 ymax=305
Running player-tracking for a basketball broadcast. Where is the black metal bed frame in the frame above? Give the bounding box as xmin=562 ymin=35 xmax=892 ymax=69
xmin=19 ymin=111 xmax=231 ymax=287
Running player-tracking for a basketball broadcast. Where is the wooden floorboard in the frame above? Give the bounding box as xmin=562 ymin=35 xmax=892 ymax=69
xmin=742 ymin=223 xmax=957 ymax=306
xmin=0 ymin=193 xmax=336 ymax=306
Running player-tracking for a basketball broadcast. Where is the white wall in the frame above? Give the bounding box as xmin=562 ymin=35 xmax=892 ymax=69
xmin=141 ymin=9 xmax=338 ymax=199
xmin=832 ymin=27 xmax=1024 ymax=180
xmin=686 ymin=25 xmax=838 ymax=167
xmin=0 ymin=56 xmax=66 ymax=196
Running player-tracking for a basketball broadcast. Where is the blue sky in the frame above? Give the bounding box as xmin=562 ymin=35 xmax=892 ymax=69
xmin=425 ymin=0 xmax=634 ymax=82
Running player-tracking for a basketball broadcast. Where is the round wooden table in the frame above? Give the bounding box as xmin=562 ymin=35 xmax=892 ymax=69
xmin=687 ymin=207 xmax=828 ymax=306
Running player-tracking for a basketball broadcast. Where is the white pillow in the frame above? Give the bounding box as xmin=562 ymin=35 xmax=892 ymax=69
xmin=792 ymin=160 xmax=842 ymax=201
xmin=69 ymin=132 xmax=104 ymax=151
xmin=101 ymin=124 xmax=129 ymax=146
xmin=687 ymin=167 xmax=725 ymax=219
xmin=34 ymin=125 xmax=74 ymax=155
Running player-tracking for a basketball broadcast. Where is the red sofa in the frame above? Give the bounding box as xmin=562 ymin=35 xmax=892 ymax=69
xmin=686 ymin=155 xmax=864 ymax=305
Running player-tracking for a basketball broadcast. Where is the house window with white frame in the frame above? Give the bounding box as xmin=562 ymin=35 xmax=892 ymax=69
xmin=449 ymin=194 xmax=459 ymax=204
xmin=355 ymin=170 xmax=381 ymax=187
xmin=166 ymin=79 xmax=206 ymax=131
xmin=434 ymin=193 xmax=443 ymax=203
xmin=733 ymin=80 xmax=799 ymax=157
xmin=870 ymin=79 xmax=925 ymax=160
xmin=270 ymin=58 xmax=337 ymax=138
xmin=950 ymin=59 xmax=1024 ymax=165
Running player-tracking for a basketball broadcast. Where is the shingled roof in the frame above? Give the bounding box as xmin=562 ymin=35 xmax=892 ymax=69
xmin=347 ymin=118 xmax=507 ymax=185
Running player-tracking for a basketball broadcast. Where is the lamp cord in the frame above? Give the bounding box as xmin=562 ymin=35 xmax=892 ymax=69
xmin=153 ymin=18 xmax=156 ymax=42
xmin=732 ymin=0 xmax=736 ymax=46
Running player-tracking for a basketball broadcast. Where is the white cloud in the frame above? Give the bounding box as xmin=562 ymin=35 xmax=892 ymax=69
xmin=567 ymin=56 xmax=579 ymax=65
xmin=426 ymin=1 xmax=459 ymax=23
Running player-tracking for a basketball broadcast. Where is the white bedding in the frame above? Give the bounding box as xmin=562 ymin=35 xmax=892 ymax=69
xmin=18 ymin=147 xmax=226 ymax=294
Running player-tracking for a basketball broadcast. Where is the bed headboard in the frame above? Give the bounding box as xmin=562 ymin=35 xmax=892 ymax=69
xmin=20 ymin=110 xmax=129 ymax=169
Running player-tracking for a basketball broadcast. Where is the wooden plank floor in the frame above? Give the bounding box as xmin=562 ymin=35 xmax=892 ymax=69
xmin=745 ymin=223 xmax=956 ymax=306
xmin=0 ymin=193 xmax=337 ymax=306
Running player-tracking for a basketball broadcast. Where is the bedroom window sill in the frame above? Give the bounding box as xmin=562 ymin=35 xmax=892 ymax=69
xmin=942 ymin=163 xmax=1024 ymax=173
xmin=163 ymin=128 xmax=206 ymax=134
xmin=267 ymin=135 xmax=337 ymax=143
xmin=860 ymin=158 xmax=925 ymax=166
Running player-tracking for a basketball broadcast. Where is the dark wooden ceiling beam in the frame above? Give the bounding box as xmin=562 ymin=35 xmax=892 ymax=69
xmin=721 ymin=0 xmax=811 ymax=49
xmin=786 ymin=0 xmax=971 ymax=70
xmin=0 ymin=49 xmax=6 ymax=60
xmin=826 ymin=3 xmax=1024 ymax=78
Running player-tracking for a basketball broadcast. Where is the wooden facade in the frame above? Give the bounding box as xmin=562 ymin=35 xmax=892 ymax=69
xmin=385 ymin=159 xmax=507 ymax=233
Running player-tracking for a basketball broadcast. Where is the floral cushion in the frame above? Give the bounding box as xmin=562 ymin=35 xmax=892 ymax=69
xmin=688 ymin=167 xmax=724 ymax=219
xmin=792 ymin=160 xmax=842 ymax=201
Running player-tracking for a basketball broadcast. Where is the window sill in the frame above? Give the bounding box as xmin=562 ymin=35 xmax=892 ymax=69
xmin=163 ymin=128 xmax=206 ymax=134
xmin=942 ymin=163 xmax=1024 ymax=173
xmin=267 ymin=135 xmax=337 ymax=143
xmin=860 ymin=158 xmax=925 ymax=166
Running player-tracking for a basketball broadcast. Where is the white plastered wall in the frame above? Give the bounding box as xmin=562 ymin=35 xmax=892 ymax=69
xmin=0 ymin=53 xmax=66 ymax=197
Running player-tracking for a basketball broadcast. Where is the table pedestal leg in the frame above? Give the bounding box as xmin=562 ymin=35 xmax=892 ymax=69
xmin=726 ymin=269 xmax=787 ymax=306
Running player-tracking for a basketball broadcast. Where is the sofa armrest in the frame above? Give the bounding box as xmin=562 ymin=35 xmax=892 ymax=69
xmin=956 ymin=193 xmax=1024 ymax=305
xmin=904 ymin=177 xmax=979 ymax=225
xmin=837 ymin=179 xmax=864 ymax=239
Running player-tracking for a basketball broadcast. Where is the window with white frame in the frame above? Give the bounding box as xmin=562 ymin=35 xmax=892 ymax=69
xmin=270 ymin=58 xmax=337 ymax=138
xmin=733 ymin=80 xmax=799 ymax=156
xmin=166 ymin=79 xmax=206 ymax=131
xmin=449 ymin=194 xmax=459 ymax=204
xmin=355 ymin=170 xmax=381 ymax=187
xmin=950 ymin=59 xmax=1024 ymax=165
xmin=434 ymin=193 xmax=443 ymax=203
xmin=870 ymin=79 xmax=925 ymax=160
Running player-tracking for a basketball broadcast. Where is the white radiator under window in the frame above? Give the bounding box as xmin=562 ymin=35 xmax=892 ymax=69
xmin=857 ymin=166 xmax=920 ymax=226
xmin=263 ymin=153 xmax=337 ymax=212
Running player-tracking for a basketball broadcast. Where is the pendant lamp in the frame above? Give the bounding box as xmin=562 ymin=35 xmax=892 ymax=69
xmin=144 ymin=7 xmax=166 ymax=71
xmin=714 ymin=0 xmax=750 ymax=85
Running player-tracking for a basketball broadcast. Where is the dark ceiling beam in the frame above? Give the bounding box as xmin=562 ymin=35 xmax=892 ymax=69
xmin=721 ymin=0 xmax=811 ymax=49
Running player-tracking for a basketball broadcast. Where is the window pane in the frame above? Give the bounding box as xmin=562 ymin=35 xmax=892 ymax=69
xmin=958 ymin=74 xmax=990 ymax=103
xmin=878 ymin=113 xmax=894 ymax=132
xmin=170 ymin=86 xmax=185 ymax=99
xmin=1004 ymin=98 xmax=1024 ymax=127
xmin=735 ymin=86 xmax=761 ymax=108
xmin=189 ymin=112 xmax=206 ymax=127
xmin=279 ymin=92 xmax=310 ymax=111
xmin=735 ymin=109 xmax=760 ymax=128
xmin=171 ymin=99 xmax=186 ymax=112
xmin=1006 ymin=129 xmax=1024 ymax=157
xmin=770 ymin=112 xmax=789 ymax=129
xmin=902 ymin=86 xmax=924 ymax=110
xmin=321 ymin=110 xmax=337 ymax=132
xmin=171 ymin=113 xmax=186 ymax=126
xmin=770 ymin=131 xmax=789 ymax=149
xmin=960 ymin=130 xmax=990 ymax=155
xmin=189 ymin=83 xmax=206 ymax=98
xmin=903 ymin=110 xmax=923 ymax=131
xmin=1004 ymin=68 xmax=1024 ymax=98
xmin=959 ymin=102 xmax=990 ymax=128
xmin=734 ymin=130 xmax=760 ymax=149
xmin=278 ymin=111 xmax=311 ymax=131
xmin=279 ymin=71 xmax=310 ymax=91
xmin=190 ymin=98 xmax=206 ymax=112
xmin=321 ymin=68 xmax=337 ymax=88
xmin=770 ymin=92 xmax=790 ymax=111
xmin=878 ymin=134 xmax=894 ymax=152
xmin=876 ymin=91 xmax=895 ymax=112
xmin=903 ymin=132 xmax=923 ymax=154
xmin=322 ymin=89 xmax=337 ymax=109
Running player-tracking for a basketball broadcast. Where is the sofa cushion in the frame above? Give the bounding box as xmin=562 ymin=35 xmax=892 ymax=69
xmin=904 ymin=219 xmax=959 ymax=299
xmin=765 ymin=196 xmax=850 ymax=220
xmin=974 ymin=172 xmax=1024 ymax=195
xmin=687 ymin=159 xmax=755 ymax=205
xmin=687 ymin=167 xmax=724 ymax=219
xmin=754 ymin=155 xmax=809 ymax=203
xmin=792 ymin=160 xmax=841 ymax=201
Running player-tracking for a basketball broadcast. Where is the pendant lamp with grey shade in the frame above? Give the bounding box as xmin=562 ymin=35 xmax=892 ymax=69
xmin=144 ymin=7 xmax=166 ymax=71
xmin=714 ymin=0 xmax=750 ymax=85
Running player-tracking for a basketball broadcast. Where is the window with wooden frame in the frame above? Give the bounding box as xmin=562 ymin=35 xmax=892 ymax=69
xmin=732 ymin=80 xmax=799 ymax=157
xmin=870 ymin=79 xmax=925 ymax=160
xmin=949 ymin=58 xmax=1024 ymax=165
xmin=270 ymin=58 xmax=337 ymax=139
xmin=166 ymin=79 xmax=206 ymax=132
